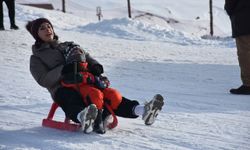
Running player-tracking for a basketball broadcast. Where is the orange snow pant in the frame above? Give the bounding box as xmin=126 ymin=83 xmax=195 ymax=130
xmin=69 ymin=84 xmax=122 ymax=110
xmin=61 ymin=69 xmax=122 ymax=110
xmin=78 ymin=85 xmax=122 ymax=110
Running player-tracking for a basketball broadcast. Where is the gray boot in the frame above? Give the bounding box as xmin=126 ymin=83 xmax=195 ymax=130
xmin=77 ymin=104 xmax=98 ymax=133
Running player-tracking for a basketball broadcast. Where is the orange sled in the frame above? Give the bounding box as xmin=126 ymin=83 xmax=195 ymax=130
xmin=42 ymin=102 xmax=81 ymax=131
xmin=42 ymin=102 xmax=118 ymax=132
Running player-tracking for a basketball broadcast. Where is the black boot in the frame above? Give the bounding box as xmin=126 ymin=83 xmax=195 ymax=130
xmin=93 ymin=109 xmax=106 ymax=134
xmin=102 ymin=108 xmax=111 ymax=120
xmin=10 ymin=24 xmax=19 ymax=30
xmin=0 ymin=26 xmax=4 ymax=30
xmin=230 ymin=85 xmax=250 ymax=95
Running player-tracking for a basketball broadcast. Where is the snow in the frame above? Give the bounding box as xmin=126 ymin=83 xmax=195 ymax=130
xmin=0 ymin=0 xmax=250 ymax=150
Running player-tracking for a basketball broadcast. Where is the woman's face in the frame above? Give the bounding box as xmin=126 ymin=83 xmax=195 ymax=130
xmin=38 ymin=22 xmax=54 ymax=42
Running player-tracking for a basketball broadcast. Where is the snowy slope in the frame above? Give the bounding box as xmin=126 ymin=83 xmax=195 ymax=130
xmin=0 ymin=1 xmax=250 ymax=150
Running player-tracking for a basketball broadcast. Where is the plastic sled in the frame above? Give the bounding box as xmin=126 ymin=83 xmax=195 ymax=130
xmin=42 ymin=102 xmax=81 ymax=131
xmin=42 ymin=102 xmax=118 ymax=132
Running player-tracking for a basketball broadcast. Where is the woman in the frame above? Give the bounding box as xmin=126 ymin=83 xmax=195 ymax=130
xmin=26 ymin=18 xmax=164 ymax=134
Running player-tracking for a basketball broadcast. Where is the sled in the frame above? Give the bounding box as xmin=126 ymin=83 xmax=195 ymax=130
xmin=42 ymin=102 xmax=81 ymax=131
xmin=42 ymin=102 xmax=118 ymax=132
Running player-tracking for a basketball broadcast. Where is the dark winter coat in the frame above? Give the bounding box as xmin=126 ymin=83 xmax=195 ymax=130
xmin=225 ymin=0 xmax=250 ymax=37
xmin=30 ymin=40 xmax=102 ymax=99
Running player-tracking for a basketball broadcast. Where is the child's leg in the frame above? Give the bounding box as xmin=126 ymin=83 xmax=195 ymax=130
xmin=102 ymin=88 xmax=122 ymax=110
xmin=102 ymin=88 xmax=139 ymax=118
xmin=80 ymin=85 xmax=104 ymax=109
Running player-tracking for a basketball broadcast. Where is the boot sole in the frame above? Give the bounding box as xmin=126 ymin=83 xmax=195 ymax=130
xmin=144 ymin=94 xmax=164 ymax=125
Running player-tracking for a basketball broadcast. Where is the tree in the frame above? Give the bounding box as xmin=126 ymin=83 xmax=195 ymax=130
xmin=209 ymin=0 xmax=213 ymax=36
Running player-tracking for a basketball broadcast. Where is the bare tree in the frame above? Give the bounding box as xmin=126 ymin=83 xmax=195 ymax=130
xmin=209 ymin=0 xmax=213 ymax=36
xmin=127 ymin=0 xmax=131 ymax=18
xmin=62 ymin=0 xmax=66 ymax=13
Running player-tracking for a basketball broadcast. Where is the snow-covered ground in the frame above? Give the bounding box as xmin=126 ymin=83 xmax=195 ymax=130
xmin=0 ymin=0 xmax=249 ymax=150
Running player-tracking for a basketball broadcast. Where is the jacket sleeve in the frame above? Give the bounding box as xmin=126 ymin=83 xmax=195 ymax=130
xmin=30 ymin=55 xmax=64 ymax=88
xmin=224 ymin=0 xmax=238 ymax=16
xmin=85 ymin=52 xmax=100 ymax=66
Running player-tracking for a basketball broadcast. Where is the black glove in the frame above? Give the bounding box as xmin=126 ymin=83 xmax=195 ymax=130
xmin=89 ymin=64 xmax=104 ymax=76
xmin=95 ymin=75 xmax=110 ymax=89
xmin=62 ymin=72 xmax=83 ymax=84
xmin=100 ymin=76 xmax=110 ymax=87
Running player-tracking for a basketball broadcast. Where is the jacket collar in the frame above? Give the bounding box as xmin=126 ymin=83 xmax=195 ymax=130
xmin=32 ymin=40 xmax=60 ymax=54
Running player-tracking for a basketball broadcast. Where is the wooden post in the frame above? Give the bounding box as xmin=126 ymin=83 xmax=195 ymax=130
xmin=209 ymin=0 xmax=213 ymax=36
xmin=127 ymin=0 xmax=131 ymax=18
xmin=96 ymin=6 xmax=103 ymax=21
xmin=62 ymin=0 xmax=66 ymax=13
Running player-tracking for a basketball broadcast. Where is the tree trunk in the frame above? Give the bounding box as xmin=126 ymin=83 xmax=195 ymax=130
xmin=62 ymin=0 xmax=66 ymax=13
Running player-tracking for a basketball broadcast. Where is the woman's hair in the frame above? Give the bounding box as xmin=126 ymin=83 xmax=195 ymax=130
xmin=26 ymin=18 xmax=58 ymax=46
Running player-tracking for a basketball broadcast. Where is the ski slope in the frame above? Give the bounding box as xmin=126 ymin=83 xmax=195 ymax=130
xmin=0 ymin=1 xmax=250 ymax=150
